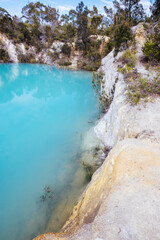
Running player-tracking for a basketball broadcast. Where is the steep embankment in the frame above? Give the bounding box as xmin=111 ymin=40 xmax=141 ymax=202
xmin=34 ymin=22 xmax=160 ymax=240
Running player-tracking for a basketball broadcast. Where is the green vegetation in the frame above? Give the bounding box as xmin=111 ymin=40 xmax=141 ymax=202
xmin=0 ymin=0 xmax=148 ymax=68
xmin=143 ymin=23 xmax=160 ymax=64
xmin=126 ymin=73 xmax=160 ymax=105
xmin=114 ymin=23 xmax=133 ymax=56
xmin=18 ymin=53 xmax=36 ymax=63
xmin=0 ymin=0 xmax=159 ymax=71
xmin=0 ymin=48 xmax=9 ymax=62
xmin=104 ymin=0 xmax=144 ymax=56
xmin=118 ymin=49 xmax=137 ymax=74
xmin=92 ymin=71 xmax=115 ymax=113
xmin=57 ymin=59 xmax=72 ymax=66
xmin=61 ymin=43 xmax=71 ymax=57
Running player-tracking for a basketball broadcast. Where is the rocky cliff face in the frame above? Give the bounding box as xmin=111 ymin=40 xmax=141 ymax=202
xmin=0 ymin=33 xmax=18 ymax=62
xmin=33 ymin=23 xmax=160 ymax=240
xmin=0 ymin=32 xmax=61 ymax=65
xmin=0 ymin=33 xmax=108 ymax=70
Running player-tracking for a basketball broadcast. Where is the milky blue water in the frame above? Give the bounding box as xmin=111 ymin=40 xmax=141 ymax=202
xmin=0 ymin=64 xmax=99 ymax=240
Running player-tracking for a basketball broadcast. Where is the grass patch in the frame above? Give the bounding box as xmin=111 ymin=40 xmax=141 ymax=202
xmin=126 ymin=73 xmax=160 ymax=105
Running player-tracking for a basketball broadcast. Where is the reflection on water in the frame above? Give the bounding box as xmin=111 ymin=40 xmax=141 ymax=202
xmin=0 ymin=64 xmax=99 ymax=240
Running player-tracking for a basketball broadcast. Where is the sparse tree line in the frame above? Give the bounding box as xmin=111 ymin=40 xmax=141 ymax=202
xmin=0 ymin=0 xmax=159 ymax=69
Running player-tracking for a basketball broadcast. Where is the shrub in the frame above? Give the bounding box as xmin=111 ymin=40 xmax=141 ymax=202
xmin=57 ymin=60 xmax=72 ymax=66
xmin=114 ymin=23 xmax=133 ymax=56
xmin=47 ymin=50 xmax=59 ymax=61
xmin=92 ymin=71 xmax=115 ymax=112
xmin=143 ymin=23 xmax=160 ymax=63
xmin=126 ymin=73 xmax=160 ymax=105
xmin=0 ymin=48 xmax=10 ymax=62
xmin=61 ymin=43 xmax=71 ymax=57
xmin=121 ymin=49 xmax=137 ymax=68
xmin=102 ymin=39 xmax=114 ymax=57
xmin=143 ymin=40 xmax=160 ymax=63
xmin=84 ymin=41 xmax=102 ymax=71
xmin=18 ymin=53 xmax=36 ymax=63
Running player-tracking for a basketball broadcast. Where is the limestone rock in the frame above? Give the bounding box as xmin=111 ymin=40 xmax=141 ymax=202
xmin=34 ymin=139 xmax=160 ymax=240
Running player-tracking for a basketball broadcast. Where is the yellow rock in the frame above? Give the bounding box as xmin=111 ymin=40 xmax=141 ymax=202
xmin=34 ymin=139 xmax=160 ymax=240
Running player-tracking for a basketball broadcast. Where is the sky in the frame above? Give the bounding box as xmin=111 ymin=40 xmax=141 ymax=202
xmin=0 ymin=0 xmax=153 ymax=17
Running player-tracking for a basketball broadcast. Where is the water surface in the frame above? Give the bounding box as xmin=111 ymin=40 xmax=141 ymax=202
xmin=0 ymin=64 xmax=98 ymax=240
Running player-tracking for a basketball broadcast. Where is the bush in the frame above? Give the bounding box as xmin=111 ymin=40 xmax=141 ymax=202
xmin=92 ymin=71 xmax=114 ymax=112
xmin=0 ymin=48 xmax=10 ymax=62
xmin=57 ymin=59 xmax=72 ymax=66
xmin=83 ymin=61 xmax=101 ymax=71
xmin=143 ymin=40 xmax=160 ymax=63
xmin=47 ymin=50 xmax=59 ymax=61
xmin=126 ymin=73 xmax=160 ymax=105
xmin=143 ymin=23 xmax=160 ymax=63
xmin=18 ymin=53 xmax=36 ymax=63
xmin=114 ymin=23 xmax=133 ymax=56
xmin=83 ymin=41 xmax=102 ymax=71
xmin=122 ymin=49 xmax=137 ymax=68
xmin=102 ymin=39 xmax=114 ymax=57
xmin=61 ymin=43 xmax=71 ymax=57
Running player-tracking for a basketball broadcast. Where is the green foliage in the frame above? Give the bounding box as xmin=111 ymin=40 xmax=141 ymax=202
xmin=89 ymin=5 xmax=102 ymax=35
xmin=103 ymin=0 xmax=144 ymax=56
xmin=143 ymin=40 xmax=158 ymax=61
xmin=47 ymin=50 xmax=59 ymax=61
xmin=114 ymin=23 xmax=133 ymax=56
xmin=126 ymin=73 xmax=160 ymax=105
xmin=61 ymin=43 xmax=71 ymax=57
xmin=0 ymin=8 xmax=13 ymax=36
xmin=121 ymin=49 xmax=137 ymax=68
xmin=143 ymin=23 xmax=160 ymax=63
xmin=18 ymin=53 xmax=36 ymax=63
xmin=113 ymin=0 xmax=145 ymax=25
xmin=0 ymin=48 xmax=10 ymax=62
xmin=92 ymin=71 xmax=114 ymax=112
xmin=84 ymin=41 xmax=102 ymax=71
xmin=57 ymin=59 xmax=72 ymax=66
xmin=75 ymin=1 xmax=90 ymax=51
xmin=102 ymin=39 xmax=114 ymax=57
xmin=22 ymin=1 xmax=59 ymax=25
xmin=118 ymin=64 xmax=133 ymax=74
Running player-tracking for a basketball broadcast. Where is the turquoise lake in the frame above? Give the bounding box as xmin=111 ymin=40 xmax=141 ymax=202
xmin=0 ymin=64 xmax=99 ymax=240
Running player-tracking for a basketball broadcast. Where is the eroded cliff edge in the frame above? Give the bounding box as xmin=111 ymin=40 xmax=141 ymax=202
xmin=34 ymin=23 xmax=160 ymax=240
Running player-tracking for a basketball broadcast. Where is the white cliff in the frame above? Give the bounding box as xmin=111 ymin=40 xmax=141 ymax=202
xmin=0 ymin=33 xmax=18 ymax=63
xmin=95 ymin=23 xmax=160 ymax=148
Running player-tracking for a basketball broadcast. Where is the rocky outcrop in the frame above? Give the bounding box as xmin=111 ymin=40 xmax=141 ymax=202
xmin=0 ymin=32 xmax=18 ymax=62
xmin=34 ymin=139 xmax=160 ymax=240
xmin=0 ymin=33 xmax=109 ymax=70
xmin=33 ymin=23 xmax=160 ymax=239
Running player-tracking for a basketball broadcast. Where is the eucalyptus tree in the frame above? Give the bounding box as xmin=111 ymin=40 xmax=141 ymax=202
xmin=114 ymin=0 xmax=145 ymax=25
xmin=90 ymin=6 xmax=103 ymax=34
xmin=22 ymin=1 xmax=59 ymax=47
xmin=0 ymin=7 xmax=13 ymax=35
xmin=104 ymin=0 xmax=145 ymax=27
xmin=75 ymin=1 xmax=90 ymax=51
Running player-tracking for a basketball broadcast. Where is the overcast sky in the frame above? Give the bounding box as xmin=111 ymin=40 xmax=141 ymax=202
xmin=0 ymin=0 xmax=153 ymax=17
